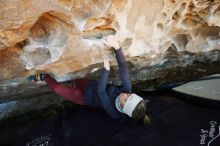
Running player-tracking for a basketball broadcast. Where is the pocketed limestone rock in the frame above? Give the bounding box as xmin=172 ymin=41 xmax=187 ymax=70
xmin=0 ymin=0 xmax=219 ymax=80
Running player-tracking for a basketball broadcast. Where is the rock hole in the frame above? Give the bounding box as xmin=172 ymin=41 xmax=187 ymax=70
xmin=172 ymin=12 xmax=179 ymax=20
xmin=169 ymin=0 xmax=176 ymax=4
xmin=177 ymin=3 xmax=186 ymax=16
xmin=187 ymin=1 xmax=195 ymax=11
xmin=20 ymin=11 xmax=71 ymax=69
xmin=157 ymin=23 xmax=164 ymax=31
xmin=172 ymin=34 xmax=191 ymax=52
xmin=181 ymin=18 xmax=197 ymax=29
xmin=162 ymin=12 xmax=167 ymax=17
xmin=21 ymin=48 xmax=51 ymax=70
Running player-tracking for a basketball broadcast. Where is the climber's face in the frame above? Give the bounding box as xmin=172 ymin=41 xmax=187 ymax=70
xmin=119 ymin=93 xmax=131 ymax=107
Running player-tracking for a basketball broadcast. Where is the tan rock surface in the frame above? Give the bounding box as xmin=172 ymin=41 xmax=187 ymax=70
xmin=0 ymin=0 xmax=220 ymax=80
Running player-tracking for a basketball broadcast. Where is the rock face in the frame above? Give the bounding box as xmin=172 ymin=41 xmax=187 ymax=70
xmin=0 ymin=0 xmax=220 ymax=80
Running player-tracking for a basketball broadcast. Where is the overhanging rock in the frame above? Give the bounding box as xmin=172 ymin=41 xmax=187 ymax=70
xmin=0 ymin=0 xmax=220 ymax=80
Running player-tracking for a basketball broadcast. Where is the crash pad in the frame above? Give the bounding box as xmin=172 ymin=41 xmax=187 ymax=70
xmin=172 ymin=74 xmax=220 ymax=108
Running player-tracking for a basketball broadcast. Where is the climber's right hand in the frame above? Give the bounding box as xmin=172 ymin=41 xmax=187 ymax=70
xmin=102 ymin=35 xmax=120 ymax=50
xmin=103 ymin=57 xmax=110 ymax=71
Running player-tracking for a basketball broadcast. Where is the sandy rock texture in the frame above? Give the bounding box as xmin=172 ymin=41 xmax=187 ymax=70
xmin=0 ymin=0 xmax=220 ymax=80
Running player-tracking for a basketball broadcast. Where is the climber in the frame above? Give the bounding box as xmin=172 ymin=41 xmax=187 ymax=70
xmin=28 ymin=35 xmax=150 ymax=124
